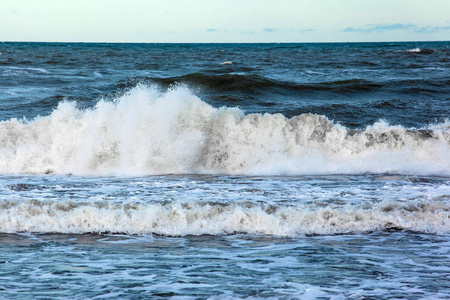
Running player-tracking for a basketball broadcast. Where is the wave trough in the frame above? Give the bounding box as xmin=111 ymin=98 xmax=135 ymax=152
xmin=0 ymin=85 xmax=449 ymax=176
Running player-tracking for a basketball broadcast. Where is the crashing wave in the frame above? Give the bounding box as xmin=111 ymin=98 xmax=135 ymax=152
xmin=0 ymin=85 xmax=449 ymax=176
xmin=1 ymin=198 xmax=448 ymax=236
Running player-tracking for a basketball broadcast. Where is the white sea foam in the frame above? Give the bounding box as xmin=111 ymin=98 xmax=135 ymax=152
xmin=402 ymin=48 xmax=435 ymax=54
xmin=93 ymin=71 xmax=103 ymax=78
xmin=0 ymin=85 xmax=449 ymax=176
xmin=1 ymin=198 xmax=448 ymax=236
xmin=3 ymin=66 xmax=50 ymax=74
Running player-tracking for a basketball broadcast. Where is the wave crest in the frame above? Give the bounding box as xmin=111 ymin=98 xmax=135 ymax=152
xmin=0 ymin=85 xmax=449 ymax=176
xmin=1 ymin=199 xmax=448 ymax=236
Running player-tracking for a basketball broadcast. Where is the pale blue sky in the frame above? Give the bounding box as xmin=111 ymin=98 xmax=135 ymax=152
xmin=1 ymin=0 xmax=449 ymax=42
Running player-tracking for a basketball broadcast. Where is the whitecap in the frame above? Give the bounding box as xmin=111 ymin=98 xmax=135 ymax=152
xmin=0 ymin=85 xmax=449 ymax=177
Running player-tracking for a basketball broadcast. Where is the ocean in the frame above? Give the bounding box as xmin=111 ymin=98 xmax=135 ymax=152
xmin=0 ymin=42 xmax=449 ymax=299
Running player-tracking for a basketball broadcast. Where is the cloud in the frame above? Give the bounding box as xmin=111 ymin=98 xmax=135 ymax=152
xmin=262 ymin=28 xmax=282 ymax=33
xmin=373 ymin=23 xmax=416 ymax=31
xmin=413 ymin=25 xmax=450 ymax=33
xmin=206 ymin=28 xmax=220 ymax=32
xmin=262 ymin=28 xmax=315 ymax=33
xmin=343 ymin=23 xmax=416 ymax=33
xmin=343 ymin=23 xmax=450 ymax=34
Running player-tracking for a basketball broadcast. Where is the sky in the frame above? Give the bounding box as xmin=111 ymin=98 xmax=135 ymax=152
xmin=1 ymin=0 xmax=450 ymax=43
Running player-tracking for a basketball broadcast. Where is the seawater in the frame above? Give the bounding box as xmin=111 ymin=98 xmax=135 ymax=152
xmin=0 ymin=42 xmax=449 ymax=299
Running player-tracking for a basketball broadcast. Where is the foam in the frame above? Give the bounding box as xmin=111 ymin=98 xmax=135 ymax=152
xmin=0 ymin=199 xmax=448 ymax=236
xmin=0 ymin=85 xmax=449 ymax=176
xmin=2 ymin=66 xmax=50 ymax=74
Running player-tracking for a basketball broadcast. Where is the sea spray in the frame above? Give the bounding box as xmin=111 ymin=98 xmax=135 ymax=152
xmin=0 ymin=85 xmax=449 ymax=176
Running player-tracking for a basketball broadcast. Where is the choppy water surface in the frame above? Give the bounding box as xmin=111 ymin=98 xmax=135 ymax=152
xmin=0 ymin=42 xmax=449 ymax=298
xmin=1 ymin=232 xmax=449 ymax=299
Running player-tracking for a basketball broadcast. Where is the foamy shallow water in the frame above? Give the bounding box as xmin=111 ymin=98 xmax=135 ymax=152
xmin=0 ymin=174 xmax=449 ymax=298
xmin=1 ymin=232 xmax=449 ymax=299
xmin=1 ymin=174 xmax=449 ymax=236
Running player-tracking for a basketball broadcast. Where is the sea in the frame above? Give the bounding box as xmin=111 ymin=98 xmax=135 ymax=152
xmin=0 ymin=42 xmax=449 ymax=299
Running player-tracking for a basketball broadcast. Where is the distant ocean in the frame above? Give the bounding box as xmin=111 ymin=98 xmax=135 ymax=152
xmin=0 ymin=42 xmax=449 ymax=299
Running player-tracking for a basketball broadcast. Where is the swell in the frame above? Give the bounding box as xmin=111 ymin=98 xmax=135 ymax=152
xmin=117 ymin=73 xmax=449 ymax=95
xmin=118 ymin=74 xmax=383 ymax=94
xmin=1 ymin=198 xmax=448 ymax=236
xmin=0 ymin=85 xmax=449 ymax=176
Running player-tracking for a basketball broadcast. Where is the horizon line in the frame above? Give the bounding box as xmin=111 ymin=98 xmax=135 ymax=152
xmin=1 ymin=40 xmax=449 ymax=44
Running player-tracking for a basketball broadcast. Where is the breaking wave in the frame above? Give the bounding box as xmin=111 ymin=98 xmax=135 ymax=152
xmin=404 ymin=48 xmax=436 ymax=54
xmin=1 ymin=198 xmax=448 ymax=236
xmin=0 ymin=85 xmax=449 ymax=176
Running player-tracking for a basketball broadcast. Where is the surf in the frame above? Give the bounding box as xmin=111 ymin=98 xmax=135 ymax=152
xmin=1 ymin=198 xmax=448 ymax=236
xmin=0 ymin=84 xmax=449 ymax=176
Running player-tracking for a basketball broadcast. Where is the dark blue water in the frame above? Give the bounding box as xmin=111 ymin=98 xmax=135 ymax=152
xmin=1 ymin=42 xmax=449 ymax=127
